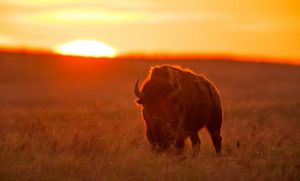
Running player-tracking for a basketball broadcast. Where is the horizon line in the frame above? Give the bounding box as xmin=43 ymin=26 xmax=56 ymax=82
xmin=0 ymin=46 xmax=299 ymax=66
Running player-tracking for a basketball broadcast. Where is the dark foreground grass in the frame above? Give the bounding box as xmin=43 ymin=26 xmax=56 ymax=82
xmin=0 ymin=53 xmax=299 ymax=180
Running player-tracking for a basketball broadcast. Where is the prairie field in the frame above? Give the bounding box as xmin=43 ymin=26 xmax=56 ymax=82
xmin=0 ymin=52 xmax=299 ymax=180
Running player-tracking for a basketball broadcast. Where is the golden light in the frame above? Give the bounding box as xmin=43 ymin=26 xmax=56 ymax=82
xmin=55 ymin=40 xmax=117 ymax=58
xmin=32 ymin=8 xmax=147 ymax=24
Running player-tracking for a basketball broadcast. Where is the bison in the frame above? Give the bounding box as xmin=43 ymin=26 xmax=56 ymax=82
xmin=134 ymin=65 xmax=222 ymax=155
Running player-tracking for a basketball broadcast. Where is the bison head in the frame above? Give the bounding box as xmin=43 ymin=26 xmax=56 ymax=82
xmin=134 ymin=67 xmax=182 ymax=151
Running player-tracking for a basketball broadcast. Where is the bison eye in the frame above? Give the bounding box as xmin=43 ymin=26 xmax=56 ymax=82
xmin=136 ymin=98 xmax=144 ymax=105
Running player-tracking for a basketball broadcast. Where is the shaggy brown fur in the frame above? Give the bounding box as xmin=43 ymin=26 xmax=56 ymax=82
xmin=135 ymin=65 xmax=222 ymax=154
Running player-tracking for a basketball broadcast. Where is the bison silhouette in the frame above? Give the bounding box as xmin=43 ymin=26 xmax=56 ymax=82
xmin=135 ymin=65 xmax=222 ymax=155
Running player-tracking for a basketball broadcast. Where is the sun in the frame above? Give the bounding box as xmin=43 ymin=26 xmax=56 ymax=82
xmin=55 ymin=39 xmax=117 ymax=58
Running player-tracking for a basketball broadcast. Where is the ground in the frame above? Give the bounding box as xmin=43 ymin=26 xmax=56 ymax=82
xmin=0 ymin=53 xmax=299 ymax=180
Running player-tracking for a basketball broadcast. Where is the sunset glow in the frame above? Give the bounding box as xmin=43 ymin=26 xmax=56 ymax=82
xmin=55 ymin=40 xmax=117 ymax=58
xmin=1 ymin=0 xmax=300 ymax=63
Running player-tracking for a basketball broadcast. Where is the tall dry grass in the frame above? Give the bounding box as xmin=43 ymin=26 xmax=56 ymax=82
xmin=0 ymin=53 xmax=299 ymax=180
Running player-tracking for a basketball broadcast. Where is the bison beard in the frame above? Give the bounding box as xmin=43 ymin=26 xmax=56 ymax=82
xmin=135 ymin=65 xmax=222 ymax=155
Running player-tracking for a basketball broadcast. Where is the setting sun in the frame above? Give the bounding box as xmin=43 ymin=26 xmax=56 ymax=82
xmin=55 ymin=40 xmax=117 ymax=58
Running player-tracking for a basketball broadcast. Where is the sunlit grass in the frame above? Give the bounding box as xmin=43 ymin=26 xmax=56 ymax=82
xmin=0 ymin=54 xmax=299 ymax=180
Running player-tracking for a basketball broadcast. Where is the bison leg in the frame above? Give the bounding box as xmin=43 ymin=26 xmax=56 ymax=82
xmin=174 ymin=138 xmax=185 ymax=153
xmin=207 ymin=124 xmax=222 ymax=154
xmin=207 ymin=98 xmax=222 ymax=155
xmin=211 ymin=132 xmax=222 ymax=155
xmin=189 ymin=133 xmax=201 ymax=156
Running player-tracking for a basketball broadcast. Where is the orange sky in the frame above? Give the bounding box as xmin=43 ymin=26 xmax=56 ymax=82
xmin=1 ymin=0 xmax=300 ymax=61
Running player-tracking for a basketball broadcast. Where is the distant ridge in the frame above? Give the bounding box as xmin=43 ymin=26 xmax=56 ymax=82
xmin=0 ymin=47 xmax=299 ymax=66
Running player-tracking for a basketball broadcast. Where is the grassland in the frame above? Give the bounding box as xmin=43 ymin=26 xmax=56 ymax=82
xmin=0 ymin=52 xmax=299 ymax=180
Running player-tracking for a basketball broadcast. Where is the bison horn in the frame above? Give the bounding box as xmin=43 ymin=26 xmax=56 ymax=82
xmin=134 ymin=79 xmax=144 ymax=98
